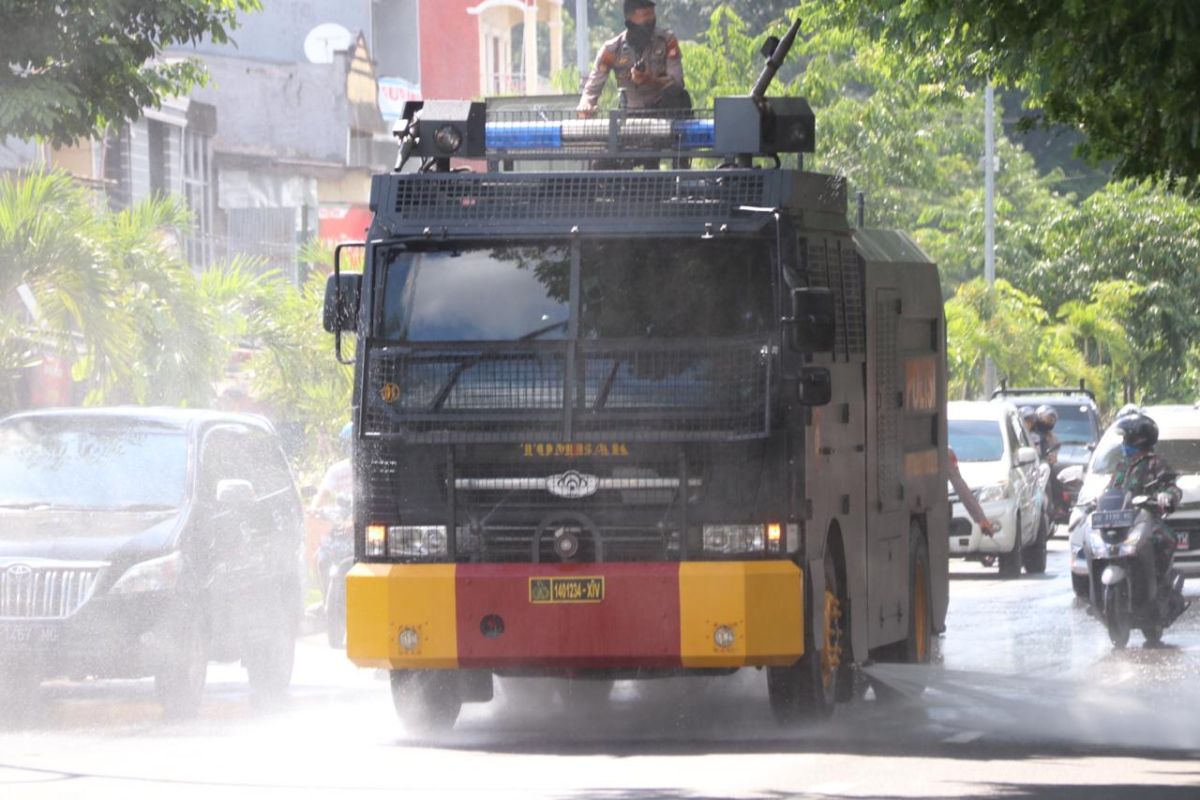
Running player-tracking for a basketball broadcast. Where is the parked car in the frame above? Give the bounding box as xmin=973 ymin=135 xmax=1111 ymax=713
xmin=0 ymin=408 xmax=304 ymax=716
xmin=948 ymin=401 xmax=1050 ymax=577
xmin=1067 ymin=405 xmax=1200 ymax=597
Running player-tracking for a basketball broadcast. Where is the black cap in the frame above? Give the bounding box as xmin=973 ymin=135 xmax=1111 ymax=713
xmin=624 ymin=0 xmax=656 ymax=15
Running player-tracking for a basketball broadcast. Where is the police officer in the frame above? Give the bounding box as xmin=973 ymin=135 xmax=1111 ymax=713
xmin=577 ymin=0 xmax=691 ymax=118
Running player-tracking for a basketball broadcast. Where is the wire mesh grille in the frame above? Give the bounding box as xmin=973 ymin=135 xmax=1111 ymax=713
xmin=391 ymin=172 xmax=767 ymax=227
xmin=364 ymin=337 xmax=771 ymax=443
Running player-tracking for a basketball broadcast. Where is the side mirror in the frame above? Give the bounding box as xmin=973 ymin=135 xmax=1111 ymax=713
xmin=323 ymin=273 xmax=361 ymax=334
xmin=760 ymin=36 xmax=781 ymax=59
xmin=797 ymin=368 xmax=832 ymax=407
xmin=1017 ymin=446 xmax=1038 ymax=466
xmin=788 ymin=287 xmax=836 ymax=353
xmin=216 ymin=479 xmax=256 ymax=508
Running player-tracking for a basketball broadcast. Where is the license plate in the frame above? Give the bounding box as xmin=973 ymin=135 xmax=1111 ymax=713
xmin=0 ymin=623 xmax=60 ymax=648
xmin=529 ymin=577 xmax=605 ymax=605
xmin=1091 ymin=510 xmax=1138 ymax=529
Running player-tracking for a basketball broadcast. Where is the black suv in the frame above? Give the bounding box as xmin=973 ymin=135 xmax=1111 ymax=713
xmin=0 ymin=408 xmax=303 ymax=716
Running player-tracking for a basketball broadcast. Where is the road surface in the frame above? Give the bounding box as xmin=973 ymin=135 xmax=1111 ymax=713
xmin=2 ymin=538 xmax=1198 ymax=798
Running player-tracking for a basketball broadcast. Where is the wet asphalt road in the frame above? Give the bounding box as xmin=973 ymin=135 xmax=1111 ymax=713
xmin=2 ymin=537 xmax=1199 ymax=799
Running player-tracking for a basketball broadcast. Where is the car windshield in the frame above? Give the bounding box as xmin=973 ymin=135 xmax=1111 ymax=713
xmin=1156 ymin=440 xmax=1200 ymax=474
xmin=949 ymin=419 xmax=1006 ymax=462
xmin=0 ymin=420 xmax=188 ymax=512
xmin=378 ymin=239 xmax=774 ymax=342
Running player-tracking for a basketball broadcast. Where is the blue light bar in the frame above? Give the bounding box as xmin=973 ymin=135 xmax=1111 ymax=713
xmin=485 ymin=118 xmax=716 ymax=152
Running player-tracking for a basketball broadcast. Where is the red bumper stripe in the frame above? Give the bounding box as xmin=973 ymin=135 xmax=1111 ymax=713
xmin=454 ymin=563 xmax=682 ymax=669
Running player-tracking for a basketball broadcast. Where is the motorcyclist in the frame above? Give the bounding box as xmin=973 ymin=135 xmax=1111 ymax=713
xmin=1109 ymin=413 xmax=1183 ymax=599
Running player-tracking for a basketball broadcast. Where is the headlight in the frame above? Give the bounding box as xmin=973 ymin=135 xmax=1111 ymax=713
xmin=703 ymin=524 xmax=765 ymax=555
xmin=975 ymin=483 xmax=1010 ymax=503
xmin=109 ymin=552 xmax=182 ymax=595
xmin=387 ymin=525 xmax=449 ymax=559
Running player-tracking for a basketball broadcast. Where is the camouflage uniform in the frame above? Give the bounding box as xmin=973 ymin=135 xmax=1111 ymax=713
xmin=578 ymin=28 xmax=686 ymax=113
xmin=1109 ymin=451 xmax=1183 ymax=562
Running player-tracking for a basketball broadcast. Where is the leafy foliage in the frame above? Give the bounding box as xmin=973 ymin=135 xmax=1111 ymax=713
xmin=0 ymin=0 xmax=260 ymax=146
xmin=833 ymin=0 xmax=1200 ymax=190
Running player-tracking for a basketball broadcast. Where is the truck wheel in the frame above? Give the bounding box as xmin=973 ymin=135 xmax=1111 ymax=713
xmin=246 ymin=587 xmax=299 ymax=699
xmin=1022 ymin=516 xmax=1049 ymax=575
xmin=767 ymin=547 xmax=844 ymax=724
xmin=1071 ymin=573 xmax=1090 ymax=598
xmin=998 ymin=515 xmax=1022 ymax=579
xmin=390 ymin=670 xmax=462 ymax=732
xmin=1142 ymin=624 xmax=1164 ymax=647
xmin=156 ymin=617 xmax=208 ymax=719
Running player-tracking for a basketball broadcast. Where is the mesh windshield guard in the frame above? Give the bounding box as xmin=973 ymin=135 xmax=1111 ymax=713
xmin=362 ymin=336 xmax=772 ymax=444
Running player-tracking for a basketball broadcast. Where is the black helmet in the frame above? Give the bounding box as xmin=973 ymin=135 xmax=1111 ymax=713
xmin=1035 ymin=404 xmax=1058 ymax=428
xmin=624 ymin=0 xmax=655 ymax=14
xmin=1117 ymin=413 xmax=1158 ymax=450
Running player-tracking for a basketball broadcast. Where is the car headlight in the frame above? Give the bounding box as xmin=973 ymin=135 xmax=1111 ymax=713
xmin=386 ymin=525 xmax=449 ymax=559
xmin=703 ymin=524 xmax=765 ymax=555
xmin=975 ymin=483 xmax=1011 ymax=503
xmin=109 ymin=552 xmax=182 ymax=595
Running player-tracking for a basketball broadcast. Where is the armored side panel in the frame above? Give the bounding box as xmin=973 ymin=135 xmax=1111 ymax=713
xmin=857 ymin=229 xmax=948 ymax=643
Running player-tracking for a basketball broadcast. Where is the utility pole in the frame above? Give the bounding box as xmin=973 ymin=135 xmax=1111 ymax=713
xmin=983 ymin=83 xmax=997 ymax=398
xmin=576 ymin=0 xmax=590 ymax=85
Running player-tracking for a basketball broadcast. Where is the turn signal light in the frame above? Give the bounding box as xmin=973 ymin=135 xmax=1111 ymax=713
xmin=366 ymin=524 xmax=387 ymax=557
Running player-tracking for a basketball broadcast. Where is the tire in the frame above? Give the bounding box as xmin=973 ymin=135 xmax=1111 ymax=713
xmin=156 ymin=617 xmax=209 ymax=719
xmin=1104 ymin=584 xmax=1131 ymax=649
xmin=390 ymin=670 xmax=462 ymax=732
xmin=998 ymin=515 xmax=1023 ymax=579
xmin=870 ymin=526 xmax=934 ymax=702
xmin=768 ymin=543 xmax=845 ymax=724
xmin=246 ymin=587 xmax=299 ymax=699
xmin=0 ymin=667 xmax=42 ymax=719
xmin=1143 ymin=624 xmax=1164 ymax=647
xmin=1022 ymin=516 xmax=1049 ymax=575
xmin=1071 ymin=572 xmax=1090 ymax=599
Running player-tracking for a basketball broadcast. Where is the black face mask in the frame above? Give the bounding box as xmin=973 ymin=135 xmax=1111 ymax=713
xmin=626 ymin=19 xmax=655 ymax=50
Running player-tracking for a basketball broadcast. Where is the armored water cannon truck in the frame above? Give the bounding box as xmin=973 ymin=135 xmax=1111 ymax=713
xmin=324 ymin=20 xmax=949 ymax=729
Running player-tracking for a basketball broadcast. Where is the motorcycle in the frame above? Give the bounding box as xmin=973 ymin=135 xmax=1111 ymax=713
xmin=1081 ymin=485 xmax=1190 ymax=648
xmin=315 ymin=496 xmax=355 ymax=649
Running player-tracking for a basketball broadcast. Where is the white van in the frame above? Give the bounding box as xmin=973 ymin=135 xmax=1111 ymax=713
xmin=948 ymin=401 xmax=1049 ymax=577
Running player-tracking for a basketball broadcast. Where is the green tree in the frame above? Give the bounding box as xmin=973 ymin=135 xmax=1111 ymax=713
xmin=0 ymin=0 xmax=260 ymax=146
xmin=1027 ymin=180 xmax=1200 ymax=402
xmin=834 ymin=0 xmax=1200 ymax=189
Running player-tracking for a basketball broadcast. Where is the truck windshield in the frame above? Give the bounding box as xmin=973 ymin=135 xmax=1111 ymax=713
xmin=378 ymin=239 xmax=773 ymax=342
xmin=0 ymin=421 xmax=188 ymax=512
